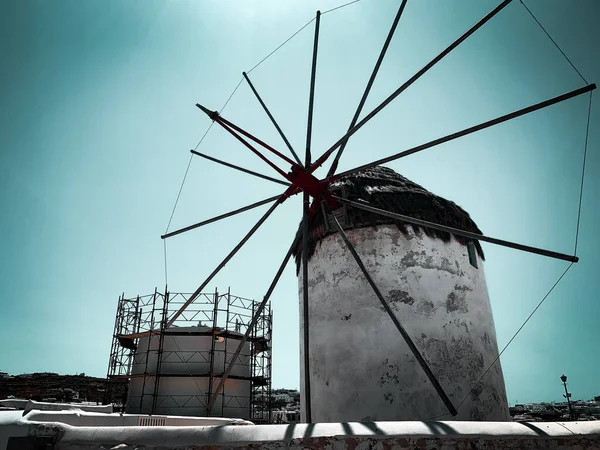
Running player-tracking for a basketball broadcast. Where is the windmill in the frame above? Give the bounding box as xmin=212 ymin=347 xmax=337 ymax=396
xmin=161 ymin=0 xmax=594 ymax=422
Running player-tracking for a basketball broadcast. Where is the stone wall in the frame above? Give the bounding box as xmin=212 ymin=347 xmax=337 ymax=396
xmin=298 ymin=225 xmax=509 ymax=422
xmin=3 ymin=415 xmax=599 ymax=450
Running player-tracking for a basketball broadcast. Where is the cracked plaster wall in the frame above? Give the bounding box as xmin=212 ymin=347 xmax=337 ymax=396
xmin=298 ymin=224 xmax=509 ymax=423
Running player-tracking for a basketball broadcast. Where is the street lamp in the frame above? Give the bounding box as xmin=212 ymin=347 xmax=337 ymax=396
xmin=560 ymin=374 xmax=574 ymax=421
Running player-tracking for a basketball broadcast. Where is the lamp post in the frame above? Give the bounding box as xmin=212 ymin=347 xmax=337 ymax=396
xmin=560 ymin=374 xmax=574 ymax=421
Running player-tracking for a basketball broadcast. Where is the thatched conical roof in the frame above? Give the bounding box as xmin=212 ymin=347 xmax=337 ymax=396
xmin=294 ymin=166 xmax=484 ymax=271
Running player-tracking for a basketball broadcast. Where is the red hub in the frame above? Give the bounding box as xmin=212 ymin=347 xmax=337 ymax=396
xmin=288 ymin=166 xmax=339 ymax=210
xmin=197 ymin=105 xmax=340 ymax=211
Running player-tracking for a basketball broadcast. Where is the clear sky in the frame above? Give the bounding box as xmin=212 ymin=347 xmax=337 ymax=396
xmin=1 ymin=0 xmax=599 ymax=406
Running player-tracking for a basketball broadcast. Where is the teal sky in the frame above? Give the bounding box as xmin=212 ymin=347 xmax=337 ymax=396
xmin=1 ymin=0 xmax=598 ymax=407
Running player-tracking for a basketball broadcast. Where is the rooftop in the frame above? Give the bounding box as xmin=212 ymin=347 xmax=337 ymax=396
xmin=295 ymin=166 xmax=485 ymax=268
xmin=2 ymin=405 xmax=599 ymax=450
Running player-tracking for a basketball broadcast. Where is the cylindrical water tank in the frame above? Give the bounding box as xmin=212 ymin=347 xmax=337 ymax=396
xmin=297 ymin=167 xmax=509 ymax=422
xmin=127 ymin=326 xmax=252 ymax=418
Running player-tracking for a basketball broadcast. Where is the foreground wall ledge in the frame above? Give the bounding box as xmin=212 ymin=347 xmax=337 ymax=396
xmin=4 ymin=417 xmax=600 ymax=449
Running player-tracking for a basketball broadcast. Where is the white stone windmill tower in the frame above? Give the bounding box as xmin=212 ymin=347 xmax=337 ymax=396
xmin=161 ymin=0 xmax=594 ymax=422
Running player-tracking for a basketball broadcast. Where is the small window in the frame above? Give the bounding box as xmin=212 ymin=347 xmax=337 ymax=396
xmin=467 ymin=241 xmax=478 ymax=268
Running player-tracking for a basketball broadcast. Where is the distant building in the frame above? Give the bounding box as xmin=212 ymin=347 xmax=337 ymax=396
xmin=509 ymin=400 xmax=600 ymax=422
xmin=273 ymin=394 xmax=294 ymax=405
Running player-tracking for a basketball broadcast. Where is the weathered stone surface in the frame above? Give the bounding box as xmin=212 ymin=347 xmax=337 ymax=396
xmin=2 ymin=415 xmax=595 ymax=450
xmin=298 ymin=224 xmax=509 ymax=422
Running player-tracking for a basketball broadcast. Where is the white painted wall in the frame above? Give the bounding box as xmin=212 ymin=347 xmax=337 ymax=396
xmin=131 ymin=328 xmax=251 ymax=378
xmin=298 ymin=224 xmax=509 ymax=422
xmin=127 ymin=330 xmax=252 ymax=418
xmin=3 ymin=410 xmax=599 ymax=450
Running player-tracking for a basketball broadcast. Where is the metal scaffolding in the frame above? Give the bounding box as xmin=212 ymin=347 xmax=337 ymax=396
xmin=105 ymin=288 xmax=272 ymax=422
